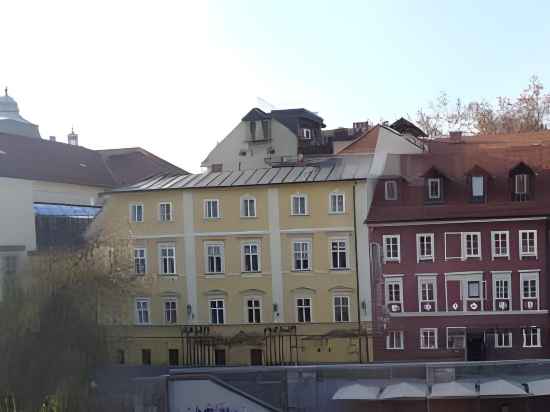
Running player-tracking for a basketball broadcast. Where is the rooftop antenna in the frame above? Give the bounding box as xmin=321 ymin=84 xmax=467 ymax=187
xmin=4 ymin=87 xmax=7 ymax=96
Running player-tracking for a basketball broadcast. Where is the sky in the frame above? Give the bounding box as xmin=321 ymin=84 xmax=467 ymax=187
xmin=1 ymin=0 xmax=549 ymax=172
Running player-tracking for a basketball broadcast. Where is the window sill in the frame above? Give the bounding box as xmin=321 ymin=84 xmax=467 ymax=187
xmin=383 ymin=260 xmax=401 ymax=264
xmin=329 ymin=268 xmax=351 ymax=272
xmin=418 ymin=258 xmax=434 ymax=262
xmin=158 ymin=274 xmax=180 ymax=278
xmin=291 ymin=269 xmax=312 ymax=273
xmin=242 ymin=272 xmax=262 ymax=278
xmin=328 ymin=211 xmax=346 ymax=215
xmin=385 ymin=347 xmax=404 ymax=351
xmin=522 ymin=345 xmax=542 ymax=349
xmin=240 ymin=216 xmax=258 ymax=219
xmin=290 ymin=214 xmax=309 ymax=217
xmin=205 ymin=273 xmax=225 ymax=278
xmin=420 ymin=347 xmax=438 ymax=350
xmin=203 ymin=217 xmax=222 ymax=221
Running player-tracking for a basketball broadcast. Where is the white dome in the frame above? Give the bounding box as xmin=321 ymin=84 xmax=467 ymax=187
xmin=0 ymin=89 xmax=41 ymax=138
xmin=0 ymin=94 xmax=19 ymax=114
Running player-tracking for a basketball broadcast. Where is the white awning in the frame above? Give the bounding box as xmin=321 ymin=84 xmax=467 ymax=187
xmin=527 ymin=379 xmax=550 ymax=396
xmin=332 ymin=383 xmax=381 ymax=400
xmin=430 ymin=381 xmax=477 ymax=399
xmin=379 ymin=382 xmax=427 ymax=400
xmin=479 ymin=379 xmax=527 ymax=397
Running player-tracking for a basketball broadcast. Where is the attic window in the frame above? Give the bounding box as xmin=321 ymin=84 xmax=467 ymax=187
xmin=427 ymin=178 xmax=442 ymax=200
xmin=384 ymin=180 xmax=398 ymax=200
xmin=470 ymin=176 xmax=486 ymax=203
xmin=510 ymin=162 xmax=534 ymax=201
xmin=303 ymin=128 xmax=312 ymax=139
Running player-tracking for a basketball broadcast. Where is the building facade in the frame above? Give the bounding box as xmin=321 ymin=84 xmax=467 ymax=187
xmin=99 ymin=158 xmax=377 ymax=366
xmin=367 ymin=132 xmax=550 ymax=361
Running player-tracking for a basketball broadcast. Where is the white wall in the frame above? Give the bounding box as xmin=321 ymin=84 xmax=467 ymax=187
xmin=32 ymin=180 xmax=104 ymax=205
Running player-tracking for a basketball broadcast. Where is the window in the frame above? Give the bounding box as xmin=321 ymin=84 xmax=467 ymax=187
xmin=130 ymin=203 xmax=144 ymax=222
xmin=159 ymin=202 xmax=172 ymax=221
xmin=515 ymin=174 xmax=529 ymax=195
xmin=468 ymin=280 xmax=480 ymax=299
xmin=495 ymin=331 xmax=512 ymax=348
xmin=463 ymin=232 xmax=481 ymax=259
xmin=246 ymin=298 xmax=261 ymax=323
xmin=491 ymin=231 xmax=509 ymax=259
xmin=416 ymin=233 xmax=434 ymax=262
xmin=292 ymin=240 xmax=311 ymax=271
xmin=383 ymin=235 xmax=400 ymax=262
xmin=493 ymin=272 xmax=512 ymax=311
xmin=471 ymin=175 xmax=485 ymax=200
xmin=215 ymin=349 xmax=226 ymax=365
xmin=418 ymin=277 xmax=436 ymax=312
xmin=2 ymin=255 xmax=17 ymax=275
xmin=134 ymin=248 xmax=147 ymax=274
xmin=209 ymin=299 xmax=225 ymax=324
xmin=420 ymin=328 xmax=438 ymax=349
xmin=427 ymin=178 xmax=441 ymax=200
xmin=329 ymin=192 xmax=345 ymax=214
xmin=291 ymin=194 xmax=308 ymax=215
xmin=384 ymin=180 xmax=398 ymax=201
xmin=250 ymin=349 xmax=263 ymax=366
xmin=385 ymin=278 xmax=403 ymax=312
xmin=447 ymin=327 xmax=466 ymax=349
xmin=523 ymin=327 xmax=541 ymax=348
xmin=141 ymin=349 xmax=151 ymax=365
xmin=168 ymin=349 xmax=179 ymax=366
xmin=303 ymin=128 xmax=312 ymax=139
xmin=333 ymin=296 xmax=350 ymax=322
xmin=241 ymin=196 xmax=256 ymax=218
xmin=242 ymin=242 xmax=260 ymax=272
xmin=521 ymin=271 xmax=539 ymax=310
xmin=386 ymin=331 xmax=404 ymax=350
xmin=206 ymin=243 xmax=224 ymax=274
xmin=330 ymin=239 xmax=348 ymax=269
xmin=519 ymin=230 xmax=537 ymax=258
xmin=261 ymin=120 xmax=270 ymax=140
xmin=159 ymin=245 xmax=176 ymax=275
xmin=495 ymin=279 xmax=509 ymax=299
xmin=296 ymin=298 xmax=312 ymax=322
xmin=164 ymin=299 xmax=177 ymax=324
xmin=204 ymin=199 xmax=220 ymax=219
xmin=136 ymin=298 xmax=150 ymax=325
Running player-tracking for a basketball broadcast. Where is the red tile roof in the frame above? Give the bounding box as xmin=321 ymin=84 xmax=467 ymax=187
xmin=337 ymin=126 xmax=381 ymax=154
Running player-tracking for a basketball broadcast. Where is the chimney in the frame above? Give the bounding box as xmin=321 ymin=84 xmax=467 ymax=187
xmin=49 ymin=136 xmax=56 ymax=142
xmin=449 ymin=131 xmax=463 ymax=142
xmin=67 ymin=128 xmax=78 ymax=146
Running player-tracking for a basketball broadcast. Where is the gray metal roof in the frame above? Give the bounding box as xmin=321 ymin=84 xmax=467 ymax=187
xmin=110 ymin=155 xmax=373 ymax=193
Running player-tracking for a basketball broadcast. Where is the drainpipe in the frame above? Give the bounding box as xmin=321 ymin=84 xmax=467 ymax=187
xmin=353 ymin=183 xmax=366 ymax=362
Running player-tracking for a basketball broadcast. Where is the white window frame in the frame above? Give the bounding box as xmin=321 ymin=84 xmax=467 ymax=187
xmin=491 ymin=231 xmax=510 ymax=259
xmin=492 ymin=271 xmax=512 ymax=311
xmin=164 ymin=298 xmax=178 ymax=324
xmin=420 ymin=328 xmax=438 ymax=350
xmin=292 ymin=240 xmax=312 ymax=272
xmin=383 ymin=235 xmax=400 ymax=263
xmin=522 ymin=327 xmax=541 ymax=348
xmin=519 ymin=230 xmax=537 ymax=258
xmin=245 ymin=296 xmax=262 ymax=324
xmin=329 ymin=238 xmax=349 ymax=270
xmin=290 ymin=193 xmax=308 ymax=216
xmin=471 ymin=175 xmax=485 ymax=198
xmin=203 ymin=199 xmax=221 ymax=219
xmin=427 ymin=178 xmax=441 ymax=200
xmin=515 ymin=174 xmax=529 ymax=195
xmin=296 ymin=297 xmax=312 ymax=323
xmin=303 ymin=128 xmax=312 ymax=139
xmin=241 ymin=241 xmax=261 ymax=273
xmin=520 ymin=271 xmax=540 ymax=310
xmin=159 ymin=202 xmax=173 ymax=222
xmin=386 ymin=331 xmax=404 ymax=350
xmin=205 ymin=241 xmax=224 ymax=274
xmin=333 ymin=295 xmax=351 ymax=323
xmin=416 ymin=233 xmax=435 ymax=262
xmin=130 ymin=203 xmax=144 ymax=223
xmin=241 ymin=195 xmax=257 ymax=218
xmin=209 ymin=298 xmax=225 ymax=324
xmin=494 ymin=330 xmax=513 ymax=348
xmin=134 ymin=247 xmax=147 ymax=275
xmin=135 ymin=298 xmax=151 ymax=325
xmin=384 ymin=180 xmax=398 ymax=201
xmin=328 ymin=192 xmax=345 ymax=214
xmin=417 ymin=276 xmax=437 ymax=312
xmin=446 ymin=327 xmax=466 ymax=350
xmin=158 ymin=244 xmax=176 ymax=275
xmin=385 ymin=277 xmax=403 ymax=309
xmin=462 ymin=232 xmax=481 ymax=259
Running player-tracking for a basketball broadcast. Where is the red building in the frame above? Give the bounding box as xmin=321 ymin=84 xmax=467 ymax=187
xmin=367 ymin=131 xmax=550 ymax=361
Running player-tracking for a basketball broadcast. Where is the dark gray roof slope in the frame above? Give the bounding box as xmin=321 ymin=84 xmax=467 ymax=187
xmin=110 ymin=155 xmax=373 ymax=193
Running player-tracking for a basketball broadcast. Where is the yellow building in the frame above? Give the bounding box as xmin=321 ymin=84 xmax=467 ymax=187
xmin=99 ymin=157 xmax=374 ymax=366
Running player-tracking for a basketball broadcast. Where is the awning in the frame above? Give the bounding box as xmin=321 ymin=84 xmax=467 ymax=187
xmin=527 ymin=379 xmax=550 ymax=396
xmin=379 ymin=382 xmax=427 ymax=400
xmin=33 ymin=203 xmax=101 ymax=218
xmin=430 ymin=381 xmax=477 ymax=399
xmin=479 ymin=379 xmax=527 ymax=397
xmin=332 ymin=383 xmax=381 ymax=400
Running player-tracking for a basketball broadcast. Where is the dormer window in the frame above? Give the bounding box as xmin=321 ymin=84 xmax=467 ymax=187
xmin=471 ymin=176 xmax=485 ymax=201
xmin=249 ymin=121 xmax=256 ymax=140
xmin=510 ymin=162 xmax=534 ymax=201
xmin=466 ymin=165 xmax=489 ymax=203
xmin=427 ymin=178 xmax=441 ymax=200
xmin=303 ymin=128 xmax=312 ymax=139
xmin=384 ymin=180 xmax=398 ymax=201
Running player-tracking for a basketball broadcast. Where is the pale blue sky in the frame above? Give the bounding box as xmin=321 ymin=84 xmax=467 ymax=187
xmin=1 ymin=1 xmax=548 ymax=172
